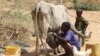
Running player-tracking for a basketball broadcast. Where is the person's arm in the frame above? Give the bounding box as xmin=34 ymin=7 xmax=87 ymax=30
xmin=53 ymin=33 xmax=73 ymax=45
xmin=70 ymin=22 xmax=85 ymax=38
xmin=53 ymin=33 xmax=67 ymax=43
xmin=75 ymin=17 xmax=79 ymax=29
xmin=53 ymin=33 xmax=72 ymax=48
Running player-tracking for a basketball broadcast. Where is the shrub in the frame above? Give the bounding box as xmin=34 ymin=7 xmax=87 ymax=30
xmin=75 ymin=1 xmax=100 ymax=10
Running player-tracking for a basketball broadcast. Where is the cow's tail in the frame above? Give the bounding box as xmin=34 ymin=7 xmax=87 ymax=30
xmin=35 ymin=2 xmax=41 ymax=35
xmin=31 ymin=9 xmax=36 ymax=35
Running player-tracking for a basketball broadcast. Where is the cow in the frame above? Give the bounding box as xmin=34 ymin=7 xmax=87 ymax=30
xmin=31 ymin=1 xmax=85 ymax=55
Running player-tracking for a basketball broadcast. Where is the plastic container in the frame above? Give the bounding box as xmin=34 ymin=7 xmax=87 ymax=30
xmin=86 ymin=44 xmax=100 ymax=56
xmin=5 ymin=46 xmax=21 ymax=56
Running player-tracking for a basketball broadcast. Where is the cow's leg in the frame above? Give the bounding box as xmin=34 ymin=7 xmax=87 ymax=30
xmin=36 ymin=11 xmax=44 ymax=48
xmin=35 ymin=35 xmax=40 ymax=56
xmin=38 ymin=13 xmax=50 ymax=56
xmin=31 ymin=10 xmax=37 ymax=35
xmin=57 ymin=47 xmax=61 ymax=53
xmin=53 ymin=48 xmax=57 ymax=54
xmin=43 ymin=31 xmax=50 ymax=56
xmin=39 ymin=34 xmax=50 ymax=56
xmin=53 ymin=47 xmax=61 ymax=55
xmin=31 ymin=10 xmax=40 ymax=56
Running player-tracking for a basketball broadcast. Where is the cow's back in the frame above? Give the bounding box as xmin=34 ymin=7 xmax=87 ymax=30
xmin=48 ymin=4 xmax=69 ymax=30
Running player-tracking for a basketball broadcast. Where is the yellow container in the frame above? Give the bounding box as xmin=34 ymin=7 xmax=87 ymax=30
xmin=6 ymin=46 xmax=21 ymax=56
xmin=86 ymin=44 xmax=100 ymax=56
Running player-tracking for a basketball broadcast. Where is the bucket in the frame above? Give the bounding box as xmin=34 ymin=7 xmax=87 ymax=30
xmin=86 ymin=44 xmax=100 ymax=56
xmin=5 ymin=46 xmax=21 ymax=56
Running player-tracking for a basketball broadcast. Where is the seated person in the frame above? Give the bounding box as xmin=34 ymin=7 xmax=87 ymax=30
xmin=53 ymin=22 xmax=80 ymax=56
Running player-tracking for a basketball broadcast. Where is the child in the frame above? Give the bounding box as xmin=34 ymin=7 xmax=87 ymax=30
xmin=75 ymin=9 xmax=89 ymax=46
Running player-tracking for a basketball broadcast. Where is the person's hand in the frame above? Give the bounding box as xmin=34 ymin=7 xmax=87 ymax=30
xmin=80 ymin=33 xmax=86 ymax=38
xmin=83 ymin=34 xmax=87 ymax=38
xmin=52 ymin=33 xmax=58 ymax=37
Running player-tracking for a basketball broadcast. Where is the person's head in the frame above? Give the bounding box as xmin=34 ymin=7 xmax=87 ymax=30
xmin=61 ymin=22 xmax=71 ymax=32
xmin=76 ymin=9 xmax=83 ymax=17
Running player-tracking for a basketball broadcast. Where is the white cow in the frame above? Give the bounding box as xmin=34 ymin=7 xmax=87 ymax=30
xmin=31 ymin=1 xmax=85 ymax=55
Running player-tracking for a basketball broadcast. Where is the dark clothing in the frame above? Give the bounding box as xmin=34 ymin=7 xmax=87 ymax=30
xmin=75 ymin=17 xmax=89 ymax=46
xmin=46 ymin=32 xmax=59 ymax=49
xmin=75 ymin=17 xmax=89 ymax=34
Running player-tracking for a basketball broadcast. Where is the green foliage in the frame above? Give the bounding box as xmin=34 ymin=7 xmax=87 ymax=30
xmin=73 ymin=0 xmax=100 ymax=10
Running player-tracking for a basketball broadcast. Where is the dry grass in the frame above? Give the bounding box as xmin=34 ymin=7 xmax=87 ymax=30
xmin=0 ymin=0 xmax=100 ymax=55
xmin=0 ymin=0 xmax=100 ymax=46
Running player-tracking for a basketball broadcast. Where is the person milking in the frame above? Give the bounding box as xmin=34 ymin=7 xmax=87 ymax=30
xmin=47 ymin=22 xmax=82 ymax=56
